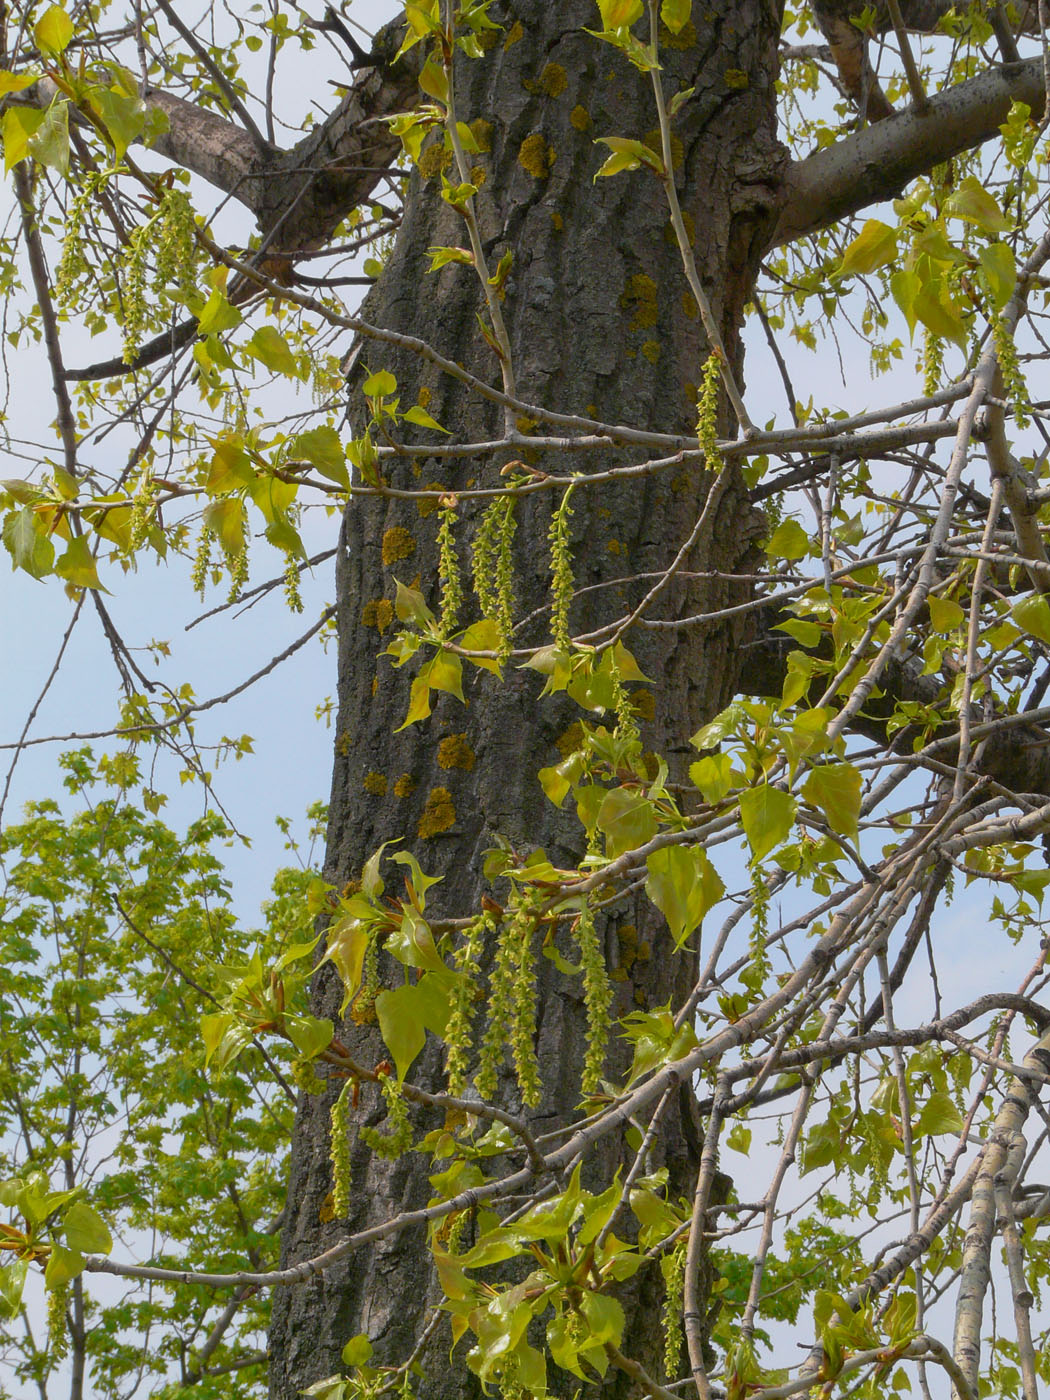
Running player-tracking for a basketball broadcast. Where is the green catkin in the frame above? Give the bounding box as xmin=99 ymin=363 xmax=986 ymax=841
xmin=121 ymin=224 xmax=151 ymax=364
xmin=476 ymin=900 xmax=539 ymax=1101
xmin=609 ymin=652 xmax=640 ymax=747
xmin=360 ymin=1072 xmax=412 ymax=1158
xmin=748 ymin=867 xmax=771 ymax=993
xmin=662 ymin=1238 xmax=687 ymax=1379
xmin=472 ymin=496 xmax=516 ymax=659
xmin=548 ymin=486 xmax=575 ymax=650
xmin=922 ymin=328 xmax=943 ymax=398
xmin=47 ymin=1283 xmax=69 ymax=1362
xmin=283 ymin=553 xmax=303 ymax=613
xmin=444 ymin=913 xmax=489 ymax=1095
xmin=436 ymin=504 xmax=463 ymax=637
xmin=128 ymin=461 xmax=156 ymax=552
xmin=989 ymin=310 xmax=1030 ymax=428
xmin=191 ymin=526 xmax=212 ymax=597
xmin=696 ymin=351 xmax=723 ymax=470
xmin=227 ymin=539 xmax=249 ymax=601
xmin=55 ymin=178 xmax=98 ymax=310
xmin=575 ymin=900 xmax=613 ymax=1095
xmin=329 ymin=1077 xmax=354 ymax=1217
xmin=350 ymin=933 xmax=380 ymax=1025
xmin=510 ymin=917 xmax=542 ymax=1107
xmin=153 ymin=188 xmax=198 ymax=306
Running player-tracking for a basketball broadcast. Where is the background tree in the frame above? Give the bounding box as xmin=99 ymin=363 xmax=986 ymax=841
xmin=4 ymin=3 xmax=1050 ymax=1400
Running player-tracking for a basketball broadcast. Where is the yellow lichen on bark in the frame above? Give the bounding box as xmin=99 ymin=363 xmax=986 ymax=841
xmin=361 ymin=598 xmax=394 ymax=631
xmin=418 ymin=787 xmax=456 ymax=838
xmin=518 ymin=133 xmax=553 ymax=178
xmin=437 ymin=733 xmax=476 ymax=771
xmin=382 ymin=527 xmax=416 ymax=566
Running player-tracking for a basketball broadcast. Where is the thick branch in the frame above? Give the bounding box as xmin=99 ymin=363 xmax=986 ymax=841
xmin=773 ymin=58 xmax=1046 ymax=246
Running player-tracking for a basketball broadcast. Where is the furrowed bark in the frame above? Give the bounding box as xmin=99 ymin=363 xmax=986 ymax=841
xmin=267 ymin=3 xmax=782 ymax=1395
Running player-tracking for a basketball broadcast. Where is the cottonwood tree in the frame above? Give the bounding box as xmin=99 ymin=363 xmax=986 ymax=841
xmin=3 ymin=2 xmax=1050 ymax=1399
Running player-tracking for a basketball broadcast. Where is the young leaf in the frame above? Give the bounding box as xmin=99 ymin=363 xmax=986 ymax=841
xmin=34 ymin=5 xmax=74 ymax=55
xmin=645 ymin=844 xmax=724 ymax=947
xmin=739 ymin=784 xmax=796 ymax=862
xmin=801 ymin=763 xmax=861 ymax=842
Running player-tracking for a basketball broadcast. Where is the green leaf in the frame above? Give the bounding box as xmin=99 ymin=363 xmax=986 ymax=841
xmin=394 ymin=578 xmax=437 ymax=629
xmin=34 ymin=5 xmax=74 ymax=55
xmin=288 ymin=426 xmax=347 ymax=486
xmin=363 ymin=369 xmax=397 ymax=398
xmin=27 ymin=99 xmax=69 ymax=175
xmin=283 ymin=1013 xmax=334 ymax=1060
xmin=403 ymin=404 xmax=451 ymax=434
xmin=660 ymin=0 xmax=692 ymax=32
xmin=689 ymin=753 xmax=734 ymax=804
xmin=839 ymin=219 xmax=898 ymax=277
xmin=458 ymin=618 xmax=503 ymax=673
xmin=764 ymin=518 xmax=810 ymax=560
xmin=0 ymin=71 xmax=39 ymax=95
xmin=739 ymin=784 xmax=796 ymax=862
xmin=915 ymin=1091 xmax=964 ymax=1138
xmin=1011 ymin=594 xmax=1050 ymax=645
xmin=2 ymin=106 xmax=44 ymax=170
xmin=341 ymin=1336 xmax=373 ymax=1368
xmin=801 ymin=764 xmax=861 ymax=842
xmin=324 ymin=916 xmax=370 ymax=1013
xmin=45 ymin=1245 xmax=83 ymax=1288
xmin=375 ymin=983 xmax=428 ymax=1081
xmin=593 ymin=136 xmax=663 ymax=180
xmin=0 ymin=1261 xmax=27 ymax=1321
xmin=645 ymin=844 xmax=724 ymax=947
xmin=597 ymin=787 xmax=657 ymax=858
xmin=247 ymin=325 xmax=301 ymax=377
xmin=3 ymin=505 xmax=55 ymax=578
xmin=197 ymin=288 xmax=242 ymax=335
xmin=200 ymin=1012 xmax=254 ymax=1072
xmin=203 ymin=497 xmax=246 ymax=556
xmin=979 ymin=241 xmax=1016 ymax=312
xmin=927 ymin=594 xmax=965 ymax=633
xmin=63 ymin=1202 xmax=112 ymax=1255
xmin=913 ymin=275 xmax=968 ymax=353
xmin=54 ymin=534 xmax=105 ymax=591
xmin=89 ymin=86 xmax=147 ymax=159
xmin=596 ymin=0 xmax=644 ymax=26
xmin=944 ymin=177 xmax=1012 ymax=233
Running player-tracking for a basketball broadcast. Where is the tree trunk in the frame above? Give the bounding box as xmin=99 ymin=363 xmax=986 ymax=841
xmin=269 ymin=4 xmax=783 ymax=1395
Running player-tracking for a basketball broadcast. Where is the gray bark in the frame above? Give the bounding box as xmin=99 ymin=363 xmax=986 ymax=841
xmin=268 ymin=2 xmax=781 ymax=1396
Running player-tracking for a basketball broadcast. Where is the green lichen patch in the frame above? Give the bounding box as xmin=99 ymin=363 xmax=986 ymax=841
xmin=418 ymin=140 xmax=453 ymax=179
xmin=620 ymin=273 xmax=659 ymax=331
xmin=394 ymin=773 xmax=417 ymax=799
xmin=437 ymin=733 xmax=476 ymax=771
xmin=555 ymin=721 xmax=584 ymax=759
xmin=361 ymin=598 xmax=394 ymax=631
xmin=538 ymin=62 xmax=567 ymax=97
xmin=550 ymin=210 xmax=564 ymax=231
xmin=682 ymin=291 xmax=699 ymax=320
xmin=641 ymin=339 xmax=661 ymax=364
xmin=382 ymin=527 xmax=416 ymax=566
xmin=418 ymin=787 xmax=456 ymax=838
xmin=504 ymin=20 xmax=524 ymax=48
xmin=570 ymin=104 xmax=591 ymax=131
xmin=363 ymin=772 xmax=388 ymax=796
xmin=518 ymin=132 xmax=553 ymax=179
